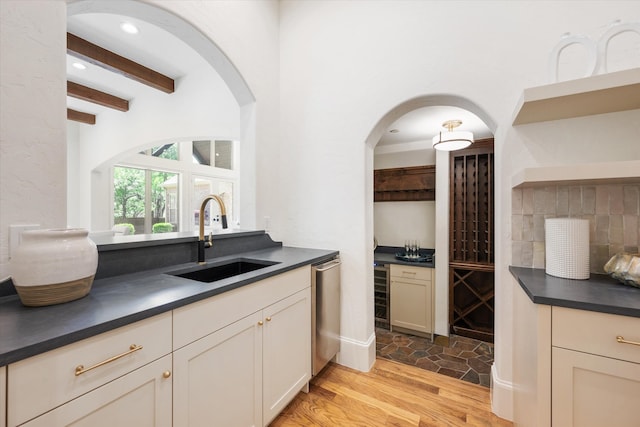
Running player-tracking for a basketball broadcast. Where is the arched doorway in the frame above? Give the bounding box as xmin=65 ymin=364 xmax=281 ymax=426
xmin=365 ymin=94 xmax=497 ymax=385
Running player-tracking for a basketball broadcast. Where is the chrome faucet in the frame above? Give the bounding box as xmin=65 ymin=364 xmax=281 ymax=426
xmin=198 ymin=194 xmax=228 ymax=264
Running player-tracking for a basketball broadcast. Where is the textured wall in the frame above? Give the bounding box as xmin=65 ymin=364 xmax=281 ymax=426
xmin=512 ymin=184 xmax=640 ymax=273
xmin=0 ymin=0 xmax=67 ymax=280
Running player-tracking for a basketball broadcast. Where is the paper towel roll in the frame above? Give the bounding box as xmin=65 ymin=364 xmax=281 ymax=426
xmin=545 ymin=218 xmax=590 ymax=280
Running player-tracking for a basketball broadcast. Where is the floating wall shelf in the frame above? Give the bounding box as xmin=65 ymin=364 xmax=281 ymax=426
xmin=512 ymin=160 xmax=640 ymax=188
xmin=512 ymin=68 xmax=640 ymax=125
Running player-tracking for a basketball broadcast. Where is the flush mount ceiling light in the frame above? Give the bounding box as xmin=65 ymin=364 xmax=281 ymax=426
xmin=432 ymin=119 xmax=474 ymax=151
xmin=120 ymin=22 xmax=139 ymax=34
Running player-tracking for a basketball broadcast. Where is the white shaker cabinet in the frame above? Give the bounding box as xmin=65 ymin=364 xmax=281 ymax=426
xmin=551 ymin=307 xmax=640 ymax=427
xmin=7 ymin=312 xmax=172 ymax=427
xmin=21 ymin=355 xmax=172 ymax=427
xmin=513 ymin=278 xmax=640 ymax=427
xmin=6 ymin=266 xmax=312 ymax=427
xmin=173 ymin=266 xmax=311 ymax=427
xmin=262 ymin=288 xmax=311 ymax=424
xmin=173 ymin=311 xmax=263 ymax=427
xmin=390 ymin=264 xmax=434 ymax=339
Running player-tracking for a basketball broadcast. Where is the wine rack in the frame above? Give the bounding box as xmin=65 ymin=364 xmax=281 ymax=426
xmin=374 ymin=264 xmax=390 ymax=328
xmin=449 ymin=139 xmax=495 ymax=342
xmin=374 ymin=165 xmax=436 ymax=202
xmin=449 ymin=262 xmax=494 ymax=342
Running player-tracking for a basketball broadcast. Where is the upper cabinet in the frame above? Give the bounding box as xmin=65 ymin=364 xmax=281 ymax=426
xmin=512 ymin=68 xmax=640 ymax=125
xmin=374 ymin=165 xmax=435 ymax=202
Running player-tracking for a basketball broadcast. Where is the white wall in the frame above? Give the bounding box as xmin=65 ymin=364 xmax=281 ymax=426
xmin=2 ymin=0 xmax=639 ymax=421
xmin=374 ymin=201 xmax=436 ymax=249
xmin=0 ymin=0 xmax=67 ymax=280
xmin=373 ymin=147 xmax=437 ymax=249
xmin=278 ymin=0 xmax=640 ymax=420
xmin=374 ymin=147 xmax=436 ymax=169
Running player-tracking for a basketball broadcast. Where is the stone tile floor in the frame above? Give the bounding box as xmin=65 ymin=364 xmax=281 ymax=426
xmin=375 ymin=328 xmax=493 ymax=387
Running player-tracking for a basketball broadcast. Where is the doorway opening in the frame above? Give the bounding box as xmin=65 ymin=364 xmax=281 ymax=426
xmin=366 ymin=95 xmax=496 ymax=386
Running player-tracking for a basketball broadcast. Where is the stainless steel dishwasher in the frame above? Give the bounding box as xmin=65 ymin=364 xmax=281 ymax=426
xmin=311 ymin=256 xmax=341 ymax=376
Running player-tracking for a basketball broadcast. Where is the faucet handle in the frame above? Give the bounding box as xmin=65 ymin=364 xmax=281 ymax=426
xmin=204 ymin=231 xmax=213 ymax=248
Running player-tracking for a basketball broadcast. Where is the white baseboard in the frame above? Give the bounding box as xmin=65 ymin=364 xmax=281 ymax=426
xmin=335 ymin=331 xmax=376 ymax=372
xmin=491 ymin=364 xmax=514 ymax=421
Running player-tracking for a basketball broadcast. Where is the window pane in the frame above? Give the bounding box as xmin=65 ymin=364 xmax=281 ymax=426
xmin=113 ymin=167 xmax=180 ymax=234
xmin=193 ymin=140 xmax=211 ymax=165
xmin=214 ymin=140 xmax=233 ymax=170
xmin=152 ymin=171 xmax=179 ymax=233
xmin=113 ymin=167 xmax=145 ymax=235
xmin=139 ymin=144 xmax=179 ymax=160
xmin=193 ymin=177 xmax=233 ymax=229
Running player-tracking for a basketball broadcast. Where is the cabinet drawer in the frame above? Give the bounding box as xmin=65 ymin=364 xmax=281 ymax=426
xmin=8 ymin=312 xmax=172 ymax=426
xmin=552 ymin=307 xmax=640 ymax=363
xmin=390 ymin=264 xmax=432 ymax=282
xmin=173 ymin=266 xmax=310 ymax=349
xmin=21 ymin=355 xmax=172 ymax=427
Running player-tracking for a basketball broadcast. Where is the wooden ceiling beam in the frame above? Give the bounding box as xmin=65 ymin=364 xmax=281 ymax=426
xmin=68 ymin=81 xmax=129 ymax=112
xmin=67 ymin=32 xmax=175 ymax=94
xmin=67 ymin=108 xmax=96 ymax=125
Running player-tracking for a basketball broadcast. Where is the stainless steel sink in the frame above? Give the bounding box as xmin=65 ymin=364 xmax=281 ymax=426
xmin=169 ymin=259 xmax=280 ymax=283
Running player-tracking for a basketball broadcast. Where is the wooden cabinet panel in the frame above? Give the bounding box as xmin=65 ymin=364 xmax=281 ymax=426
xmin=390 ymin=264 xmax=433 ymax=282
xmin=513 ymin=285 xmax=640 ymax=427
xmin=390 ymin=265 xmax=434 ymax=339
xmin=173 ymin=285 xmax=311 ymax=427
xmin=173 ymin=311 xmax=263 ymax=427
xmin=374 ymin=165 xmax=435 ymax=201
xmin=22 ymin=355 xmax=172 ymax=427
xmin=553 ymin=306 xmax=640 ymax=363
xmin=173 ymin=267 xmax=310 ymax=349
xmin=8 ymin=312 xmax=172 ymax=426
xmin=263 ymin=288 xmax=312 ymax=425
xmin=552 ymin=347 xmax=640 ymax=427
xmin=512 ymin=280 xmax=551 ymax=427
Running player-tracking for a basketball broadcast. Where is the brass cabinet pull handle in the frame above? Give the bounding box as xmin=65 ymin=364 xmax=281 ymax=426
xmin=163 ymin=371 xmax=171 ymax=379
xmin=266 ymin=317 xmax=272 ymax=322
xmin=616 ymin=336 xmax=640 ymax=347
xmin=75 ymin=344 xmax=143 ymax=376
xmin=258 ymin=320 xmax=264 ymax=326
xmin=402 ymin=271 xmax=417 ymax=275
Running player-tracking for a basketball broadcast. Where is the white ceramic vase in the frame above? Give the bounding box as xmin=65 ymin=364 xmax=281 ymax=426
xmin=10 ymin=228 xmax=98 ymax=306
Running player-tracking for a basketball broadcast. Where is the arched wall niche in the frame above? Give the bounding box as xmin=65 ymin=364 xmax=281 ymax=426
xmin=365 ymin=93 xmax=497 ymax=337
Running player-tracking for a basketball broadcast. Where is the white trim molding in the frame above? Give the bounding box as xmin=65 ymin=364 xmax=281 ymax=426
xmin=491 ymin=363 xmax=514 ymax=421
xmin=336 ymin=331 xmax=376 ymax=373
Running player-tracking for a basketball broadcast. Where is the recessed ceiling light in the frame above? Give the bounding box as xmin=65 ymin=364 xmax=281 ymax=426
xmin=120 ymin=22 xmax=139 ymax=34
xmin=72 ymin=62 xmax=86 ymax=70
xmin=389 ymin=129 xmax=399 ymax=133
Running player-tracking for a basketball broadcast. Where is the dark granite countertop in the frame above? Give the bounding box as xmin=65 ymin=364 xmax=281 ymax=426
xmin=0 ymin=245 xmax=337 ymax=366
xmin=374 ymin=246 xmax=435 ymax=268
xmin=509 ymin=266 xmax=640 ymax=318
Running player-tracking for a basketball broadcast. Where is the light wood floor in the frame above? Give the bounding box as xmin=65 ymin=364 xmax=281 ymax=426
xmin=270 ymin=358 xmax=513 ymax=426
